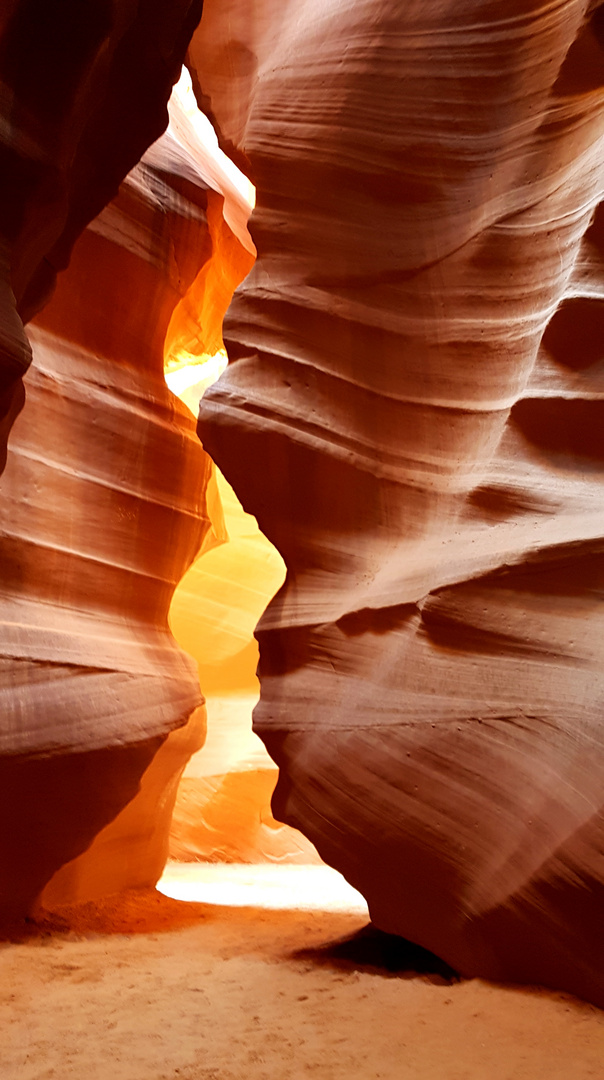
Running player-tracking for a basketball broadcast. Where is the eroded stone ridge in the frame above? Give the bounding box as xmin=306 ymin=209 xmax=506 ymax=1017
xmin=194 ymin=0 xmax=604 ymax=1004
xmin=0 ymin=82 xmax=216 ymax=915
xmin=0 ymin=0 xmax=204 ymax=470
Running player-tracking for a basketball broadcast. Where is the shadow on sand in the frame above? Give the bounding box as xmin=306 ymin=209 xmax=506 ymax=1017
xmin=292 ymin=923 xmax=461 ymax=984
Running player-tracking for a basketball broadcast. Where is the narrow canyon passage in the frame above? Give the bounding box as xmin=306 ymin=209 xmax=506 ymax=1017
xmin=26 ymin=66 xmax=323 ymax=907
xmin=1 ymin=5 xmax=604 ymax=1074
xmin=164 ymin=355 xmax=318 ymax=867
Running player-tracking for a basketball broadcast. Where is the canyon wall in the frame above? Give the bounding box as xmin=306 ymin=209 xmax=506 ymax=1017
xmin=1 ymin=0 xmax=603 ymax=1010
xmin=0 ymin=74 xmax=228 ymax=915
xmin=168 ymin=463 xmax=318 ymax=865
xmin=159 ymin=81 xmax=316 ymax=865
xmin=0 ymin=0 xmax=204 ymax=473
xmin=192 ymin=1 xmax=604 ymax=1005
xmin=0 ymin=0 xmax=308 ymax=911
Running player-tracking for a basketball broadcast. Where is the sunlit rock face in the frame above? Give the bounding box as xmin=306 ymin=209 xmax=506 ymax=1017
xmin=168 ymin=466 xmax=319 ymax=864
xmin=0 ymin=0 xmax=204 ymax=474
xmin=0 ymin=81 xmax=226 ymax=916
xmin=193 ymin=1 xmax=604 ymax=1004
xmin=157 ymin=82 xmax=316 ymax=864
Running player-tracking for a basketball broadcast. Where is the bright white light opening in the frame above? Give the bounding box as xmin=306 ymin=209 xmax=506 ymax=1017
xmin=157 ymin=863 xmax=369 ymax=915
xmin=169 ymin=66 xmax=256 ymax=254
xmin=165 ymin=349 xmax=229 ymax=415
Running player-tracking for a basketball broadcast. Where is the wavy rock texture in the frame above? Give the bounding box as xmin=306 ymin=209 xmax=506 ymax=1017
xmin=192 ymin=1 xmax=604 ymax=1004
xmin=168 ymin=465 xmax=319 ymax=864
xmin=156 ymin=81 xmax=317 ymax=865
xmin=0 ymin=0 xmax=203 ymax=473
xmin=0 ymin=80 xmax=231 ymax=916
xmin=156 ymin=94 xmax=317 ymax=863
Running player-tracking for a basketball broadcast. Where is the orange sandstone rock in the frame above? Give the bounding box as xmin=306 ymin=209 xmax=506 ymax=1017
xmin=0 ymin=82 xmax=222 ymax=915
xmin=0 ymin=0 xmax=204 ymax=471
xmin=193 ymin=0 xmax=604 ymax=1005
xmin=168 ymin=467 xmax=318 ymax=864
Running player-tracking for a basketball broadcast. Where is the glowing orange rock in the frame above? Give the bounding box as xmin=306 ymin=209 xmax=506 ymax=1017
xmin=0 ymin=0 xmax=204 ymax=472
xmin=0 ymin=76 xmax=229 ymax=915
xmin=157 ymin=75 xmax=317 ymax=864
xmin=168 ymin=467 xmax=318 ymax=864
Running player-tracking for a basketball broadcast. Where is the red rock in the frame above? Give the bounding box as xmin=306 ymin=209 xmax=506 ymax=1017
xmin=1 ymin=0 xmax=603 ymax=1010
xmin=0 ymin=0 xmax=204 ymax=470
xmin=192 ymin=0 xmax=604 ymax=1004
xmin=0 ymin=77 xmax=217 ymax=916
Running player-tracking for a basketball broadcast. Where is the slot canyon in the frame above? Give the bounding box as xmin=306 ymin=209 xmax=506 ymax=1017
xmin=0 ymin=2 xmax=604 ymax=1078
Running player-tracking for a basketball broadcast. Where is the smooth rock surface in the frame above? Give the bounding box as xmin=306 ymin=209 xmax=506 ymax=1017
xmin=0 ymin=0 xmax=204 ymax=471
xmin=167 ymin=406 xmax=318 ymax=864
xmin=0 ymin=80 xmax=227 ymax=915
xmin=193 ymin=0 xmax=604 ymax=1004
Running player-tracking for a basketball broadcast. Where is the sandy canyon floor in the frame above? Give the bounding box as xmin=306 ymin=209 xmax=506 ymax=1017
xmin=1 ymin=864 xmax=603 ymax=1080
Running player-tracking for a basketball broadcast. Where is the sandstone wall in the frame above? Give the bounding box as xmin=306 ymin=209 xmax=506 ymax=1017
xmin=0 ymin=0 xmax=204 ymax=472
xmin=192 ymin=0 xmax=604 ymax=1004
xmin=168 ymin=463 xmax=319 ymax=865
xmin=0 ymin=78 xmax=222 ymax=915
xmin=1 ymin=0 xmax=603 ymax=1009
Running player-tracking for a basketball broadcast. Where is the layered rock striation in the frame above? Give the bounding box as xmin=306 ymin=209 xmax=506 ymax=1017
xmin=0 ymin=0 xmax=203 ymax=472
xmin=168 ymin=464 xmax=318 ymax=864
xmin=193 ymin=1 xmax=604 ymax=1004
xmin=0 ymin=75 xmax=237 ymax=915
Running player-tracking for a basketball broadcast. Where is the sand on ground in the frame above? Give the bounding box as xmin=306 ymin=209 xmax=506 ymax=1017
xmin=1 ymin=864 xmax=603 ymax=1080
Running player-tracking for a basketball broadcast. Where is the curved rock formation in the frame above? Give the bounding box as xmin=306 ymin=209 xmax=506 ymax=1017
xmin=0 ymin=76 xmax=232 ymax=916
xmin=168 ymin=464 xmax=318 ymax=864
xmin=0 ymin=0 xmax=203 ymax=472
xmin=192 ymin=1 xmax=604 ymax=1004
